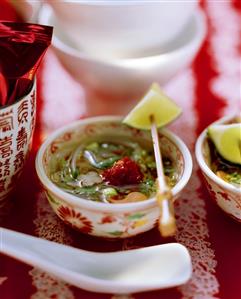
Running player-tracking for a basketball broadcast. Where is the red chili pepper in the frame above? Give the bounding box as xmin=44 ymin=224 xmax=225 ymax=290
xmin=102 ymin=157 xmax=143 ymax=186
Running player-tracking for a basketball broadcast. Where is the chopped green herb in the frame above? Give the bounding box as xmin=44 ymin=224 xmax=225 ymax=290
xmin=50 ymin=140 xmax=177 ymax=203
xmin=102 ymin=187 xmax=118 ymax=197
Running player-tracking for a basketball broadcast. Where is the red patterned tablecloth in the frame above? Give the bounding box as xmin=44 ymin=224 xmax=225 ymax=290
xmin=0 ymin=1 xmax=241 ymax=299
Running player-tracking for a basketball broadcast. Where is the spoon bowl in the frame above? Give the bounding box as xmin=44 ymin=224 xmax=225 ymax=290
xmin=1 ymin=228 xmax=192 ymax=294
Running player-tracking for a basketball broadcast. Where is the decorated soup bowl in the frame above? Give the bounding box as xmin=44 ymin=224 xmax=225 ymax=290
xmin=36 ymin=116 xmax=192 ymax=238
xmin=195 ymin=115 xmax=241 ymax=222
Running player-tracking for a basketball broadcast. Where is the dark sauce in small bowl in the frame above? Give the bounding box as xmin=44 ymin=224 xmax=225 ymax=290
xmin=208 ymin=116 xmax=241 ymax=188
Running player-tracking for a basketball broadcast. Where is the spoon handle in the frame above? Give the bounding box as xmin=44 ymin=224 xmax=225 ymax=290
xmin=0 ymin=227 xmax=66 ymax=265
xmin=150 ymin=115 xmax=176 ymax=237
xmin=0 ymin=227 xmax=89 ymax=272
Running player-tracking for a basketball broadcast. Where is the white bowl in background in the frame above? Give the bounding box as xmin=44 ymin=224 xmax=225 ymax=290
xmin=46 ymin=0 xmax=198 ymax=59
xmin=38 ymin=4 xmax=206 ymax=100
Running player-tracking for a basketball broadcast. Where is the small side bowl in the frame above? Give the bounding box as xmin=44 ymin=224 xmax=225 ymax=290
xmin=36 ymin=116 xmax=192 ymax=238
xmin=195 ymin=115 xmax=241 ymax=222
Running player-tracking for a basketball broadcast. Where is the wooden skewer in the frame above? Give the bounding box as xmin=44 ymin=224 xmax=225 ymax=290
xmin=150 ymin=115 xmax=176 ymax=237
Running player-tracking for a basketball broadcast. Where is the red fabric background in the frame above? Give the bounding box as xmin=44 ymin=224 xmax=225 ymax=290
xmin=0 ymin=1 xmax=240 ymax=298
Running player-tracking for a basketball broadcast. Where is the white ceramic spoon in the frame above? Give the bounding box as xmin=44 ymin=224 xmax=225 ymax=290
xmin=0 ymin=228 xmax=192 ymax=294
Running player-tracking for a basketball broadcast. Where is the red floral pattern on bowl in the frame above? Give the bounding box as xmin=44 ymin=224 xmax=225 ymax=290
xmin=57 ymin=205 xmax=93 ymax=233
xmin=36 ymin=116 xmax=192 ymax=238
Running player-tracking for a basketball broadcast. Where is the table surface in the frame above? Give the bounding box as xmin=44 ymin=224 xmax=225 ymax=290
xmin=0 ymin=1 xmax=241 ymax=299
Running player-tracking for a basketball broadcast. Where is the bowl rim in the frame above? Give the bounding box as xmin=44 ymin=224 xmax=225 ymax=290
xmin=48 ymin=0 xmax=197 ymax=7
xmin=195 ymin=114 xmax=241 ymax=195
xmin=38 ymin=5 xmax=206 ymax=66
xmin=36 ymin=115 xmax=193 ymax=212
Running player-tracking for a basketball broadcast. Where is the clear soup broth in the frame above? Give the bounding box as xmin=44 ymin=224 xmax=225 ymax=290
xmin=49 ymin=135 xmax=178 ymax=204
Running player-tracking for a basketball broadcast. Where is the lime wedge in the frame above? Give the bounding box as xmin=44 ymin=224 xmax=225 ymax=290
xmin=208 ymin=123 xmax=241 ymax=165
xmin=123 ymin=83 xmax=182 ymax=130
